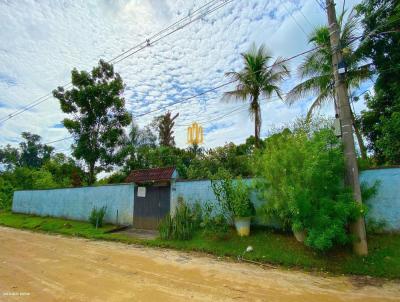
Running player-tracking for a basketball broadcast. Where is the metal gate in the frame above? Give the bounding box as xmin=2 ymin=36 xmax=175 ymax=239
xmin=133 ymin=185 xmax=170 ymax=229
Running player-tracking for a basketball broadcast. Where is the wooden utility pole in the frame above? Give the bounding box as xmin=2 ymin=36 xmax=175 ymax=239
xmin=325 ymin=0 xmax=368 ymax=255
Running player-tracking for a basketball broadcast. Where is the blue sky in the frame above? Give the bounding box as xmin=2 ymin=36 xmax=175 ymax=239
xmin=0 ymin=0 xmax=371 ymax=152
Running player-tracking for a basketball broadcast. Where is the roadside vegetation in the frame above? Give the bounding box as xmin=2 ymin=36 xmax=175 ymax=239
xmin=255 ymin=124 xmax=366 ymax=251
xmin=1 ymin=211 xmax=399 ymax=279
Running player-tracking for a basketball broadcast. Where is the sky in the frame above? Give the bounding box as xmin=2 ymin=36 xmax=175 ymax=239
xmin=0 ymin=0 xmax=373 ymax=153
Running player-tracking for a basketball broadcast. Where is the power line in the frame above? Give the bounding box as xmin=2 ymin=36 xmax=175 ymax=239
xmin=17 ymin=45 xmax=322 ymax=148
xmin=175 ymin=104 xmax=247 ymax=127
xmin=12 ymin=8 xmax=387 ymax=147
xmin=282 ymin=2 xmax=308 ymax=37
xmin=44 ymin=136 xmax=74 ymax=145
xmin=0 ymin=84 xmax=73 ymax=124
xmin=5 ymin=0 xmax=374 ymax=127
xmin=1 ymin=5 xmax=398 ymax=127
xmin=175 ymin=93 xmax=287 ymax=127
xmin=8 ymin=41 xmax=370 ymax=148
xmin=41 ymin=33 xmax=400 ymax=149
xmin=43 ymin=95 xmax=287 ymax=146
xmin=39 ymin=58 xmax=397 ymax=149
xmin=314 ymin=0 xmax=327 ymax=11
xmin=133 ymin=80 xmax=237 ymax=118
xmin=107 ymin=0 xmax=222 ymax=64
xmin=132 ymin=46 xmax=322 ymax=119
xmin=298 ymin=7 xmax=315 ymax=30
xmin=0 ymin=0 xmax=233 ymax=125
xmin=112 ymin=0 xmax=234 ymax=65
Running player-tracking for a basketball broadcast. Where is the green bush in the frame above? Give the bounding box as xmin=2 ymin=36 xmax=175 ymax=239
xmin=366 ymin=217 xmax=387 ymax=234
xmin=256 ymin=126 xmax=364 ymax=251
xmin=0 ymin=178 xmax=14 ymax=211
xmin=89 ymin=206 xmax=107 ymax=228
xmin=158 ymin=199 xmax=195 ymax=240
xmin=200 ymin=201 xmax=229 ymax=240
xmin=211 ymin=169 xmax=255 ymax=220
xmin=361 ymin=181 xmax=386 ymax=234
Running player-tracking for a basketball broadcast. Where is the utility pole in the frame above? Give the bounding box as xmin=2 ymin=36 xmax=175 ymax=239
xmin=325 ymin=0 xmax=368 ymax=256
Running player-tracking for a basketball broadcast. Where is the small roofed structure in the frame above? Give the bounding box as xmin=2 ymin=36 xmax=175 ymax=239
xmin=125 ymin=167 xmax=177 ymax=184
xmin=125 ymin=167 xmax=177 ymax=229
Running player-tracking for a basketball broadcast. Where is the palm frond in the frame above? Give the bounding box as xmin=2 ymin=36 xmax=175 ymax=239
xmin=306 ymin=89 xmax=333 ymax=120
xmin=285 ymin=74 xmax=332 ymax=105
xmin=347 ymin=63 xmax=374 ymax=88
xmin=222 ymin=89 xmax=251 ymax=103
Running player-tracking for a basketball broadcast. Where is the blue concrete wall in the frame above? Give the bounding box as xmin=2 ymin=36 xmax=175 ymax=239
xmin=11 ymin=168 xmax=400 ymax=230
xmin=171 ymin=178 xmax=262 ymax=216
xmin=12 ymin=184 xmax=134 ymax=225
xmin=174 ymin=169 xmax=400 ymax=231
xmin=360 ymin=168 xmax=400 ymax=231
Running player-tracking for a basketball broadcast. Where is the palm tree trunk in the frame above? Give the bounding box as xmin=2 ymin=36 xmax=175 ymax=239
xmin=255 ymin=113 xmax=260 ymax=142
xmin=336 ymin=94 xmax=367 ymax=160
xmin=350 ymin=109 xmax=367 ymax=160
xmin=252 ymin=96 xmax=261 ymax=147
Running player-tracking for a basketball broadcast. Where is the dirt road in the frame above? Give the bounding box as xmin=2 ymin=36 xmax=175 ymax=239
xmin=0 ymin=227 xmax=399 ymax=302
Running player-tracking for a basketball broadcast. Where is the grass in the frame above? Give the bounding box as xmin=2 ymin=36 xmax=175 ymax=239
xmin=152 ymin=229 xmax=400 ymax=279
xmin=1 ymin=211 xmax=399 ymax=279
xmin=0 ymin=211 xmax=116 ymax=237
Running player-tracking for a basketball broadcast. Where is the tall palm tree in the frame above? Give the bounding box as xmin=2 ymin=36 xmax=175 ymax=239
xmin=223 ymin=44 xmax=289 ymax=146
xmin=286 ymin=10 xmax=371 ymax=159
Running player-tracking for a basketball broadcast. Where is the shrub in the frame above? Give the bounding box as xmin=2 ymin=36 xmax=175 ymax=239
xmin=366 ymin=217 xmax=387 ymax=234
xmin=200 ymin=201 xmax=229 ymax=240
xmin=89 ymin=206 xmax=107 ymax=228
xmin=0 ymin=178 xmax=14 ymax=211
xmin=211 ymin=169 xmax=255 ymax=220
xmin=361 ymin=181 xmax=386 ymax=234
xmin=158 ymin=199 xmax=195 ymax=240
xmin=255 ymin=125 xmax=364 ymax=251
xmin=190 ymin=200 xmax=203 ymax=229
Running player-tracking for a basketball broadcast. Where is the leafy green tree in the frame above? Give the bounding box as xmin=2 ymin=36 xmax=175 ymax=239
xmin=186 ymin=143 xmax=204 ymax=157
xmin=186 ymin=141 xmax=254 ymax=179
xmin=19 ymin=132 xmax=54 ymax=168
xmin=286 ymin=11 xmax=371 ymax=159
xmin=374 ymin=112 xmax=400 ymax=163
xmin=223 ymin=43 xmax=289 ymax=145
xmin=357 ymin=0 xmax=400 ymax=164
xmin=0 ymin=165 xmax=66 ymax=210
xmin=124 ymin=122 xmax=157 ymax=172
xmin=129 ymin=122 xmax=157 ymax=148
xmin=42 ymin=153 xmax=86 ymax=187
xmin=0 ymin=145 xmax=20 ymax=170
xmin=0 ymin=132 xmax=54 ymax=169
xmin=152 ymin=111 xmax=179 ymax=147
xmin=2 ymin=167 xmax=57 ymax=191
xmin=53 ymin=60 xmax=132 ymax=184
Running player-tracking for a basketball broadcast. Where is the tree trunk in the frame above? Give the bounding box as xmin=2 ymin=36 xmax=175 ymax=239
xmin=350 ymin=108 xmax=368 ymax=160
xmin=88 ymin=162 xmax=95 ymax=185
xmin=253 ymin=96 xmax=261 ymax=147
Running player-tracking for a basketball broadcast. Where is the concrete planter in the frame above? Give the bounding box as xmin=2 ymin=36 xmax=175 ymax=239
xmin=293 ymin=230 xmax=307 ymax=242
xmin=234 ymin=217 xmax=251 ymax=237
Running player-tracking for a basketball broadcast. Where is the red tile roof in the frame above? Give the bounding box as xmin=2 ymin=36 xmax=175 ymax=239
xmin=125 ymin=167 xmax=176 ymax=183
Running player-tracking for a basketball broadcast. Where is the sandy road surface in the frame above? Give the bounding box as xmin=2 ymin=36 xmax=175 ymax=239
xmin=0 ymin=227 xmax=399 ymax=302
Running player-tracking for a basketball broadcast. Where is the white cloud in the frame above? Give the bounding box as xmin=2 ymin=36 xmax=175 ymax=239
xmin=0 ymin=0 xmax=367 ymax=152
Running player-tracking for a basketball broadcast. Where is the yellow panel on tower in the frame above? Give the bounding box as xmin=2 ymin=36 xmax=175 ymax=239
xmin=187 ymin=122 xmax=204 ymax=145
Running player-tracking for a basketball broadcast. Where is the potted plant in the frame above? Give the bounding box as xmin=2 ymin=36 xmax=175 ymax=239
xmin=230 ymin=180 xmax=255 ymax=236
xmin=211 ymin=170 xmax=255 ymax=237
xmin=292 ymin=222 xmax=306 ymax=242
